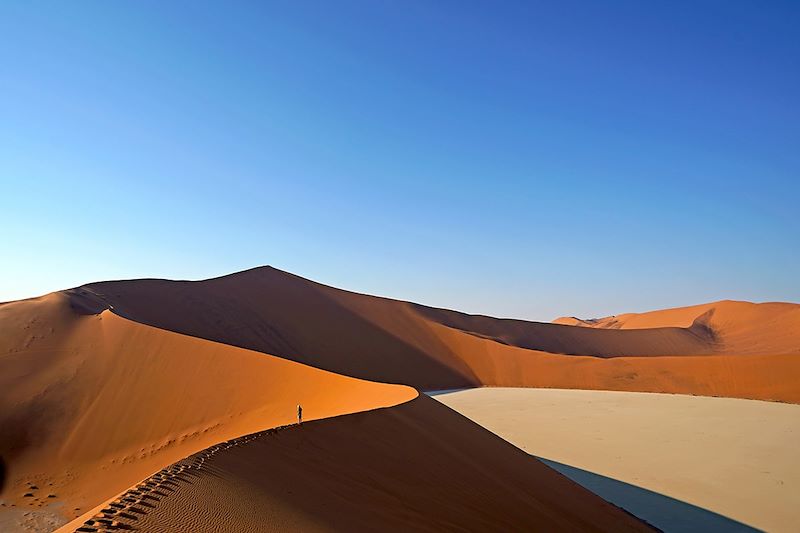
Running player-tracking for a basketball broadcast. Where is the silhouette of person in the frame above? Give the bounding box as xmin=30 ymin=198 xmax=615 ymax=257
xmin=297 ymin=404 xmax=303 ymax=424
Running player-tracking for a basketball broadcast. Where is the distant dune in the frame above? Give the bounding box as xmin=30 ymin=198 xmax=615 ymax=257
xmin=1 ymin=266 xmax=798 ymax=531
xmin=553 ymin=299 xmax=800 ymax=354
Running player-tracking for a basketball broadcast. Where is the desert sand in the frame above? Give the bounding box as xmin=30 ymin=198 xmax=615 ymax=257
xmin=78 ymin=267 xmax=800 ymax=401
xmin=0 ymin=291 xmax=416 ymax=530
xmin=1 ymin=266 xmax=798 ymax=531
xmin=435 ymin=387 xmax=800 ymax=533
xmin=553 ymin=300 xmax=800 ymax=353
xmin=57 ymin=396 xmax=652 ymax=533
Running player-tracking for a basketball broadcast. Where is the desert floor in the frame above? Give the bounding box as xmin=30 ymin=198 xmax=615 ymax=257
xmin=433 ymin=387 xmax=800 ymax=533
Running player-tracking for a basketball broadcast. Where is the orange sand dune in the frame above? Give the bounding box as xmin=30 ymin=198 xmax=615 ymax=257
xmin=82 ymin=267 xmax=736 ymax=368
xmin=2 ymin=266 xmax=797 ymax=530
xmin=80 ymin=268 xmax=481 ymax=390
xmin=412 ymin=303 xmax=714 ymax=356
xmin=62 ymin=397 xmax=653 ymax=533
xmin=0 ymin=291 xmax=416 ymax=529
xmin=554 ymin=300 xmax=800 ymax=355
xmin=78 ymin=266 xmax=800 ymax=401
xmin=431 ymin=320 xmax=800 ymax=402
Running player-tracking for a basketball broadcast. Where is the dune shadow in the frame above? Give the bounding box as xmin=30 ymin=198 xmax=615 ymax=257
xmin=537 ymin=457 xmax=759 ymax=533
xmin=424 ymin=387 xmax=476 ymax=397
xmin=0 ymin=456 xmax=5 ymax=493
xmin=85 ymin=274 xmax=481 ymax=390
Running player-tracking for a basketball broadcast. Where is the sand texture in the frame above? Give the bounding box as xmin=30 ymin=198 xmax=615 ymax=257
xmin=1 ymin=266 xmax=798 ymax=531
xmin=75 ymin=267 xmax=800 ymax=401
xmin=0 ymin=291 xmax=416 ymax=530
xmin=59 ymin=397 xmax=653 ymax=533
xmin=552 ymin=299 xmax=800 ymax=355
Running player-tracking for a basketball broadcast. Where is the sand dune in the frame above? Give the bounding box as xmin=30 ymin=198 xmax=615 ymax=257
xmin=81 ymin=267 xmax=724 ymax=370
xmin=0 ymin=291 xmax=416 ymax=530
xmin=77 ymin=266 xmax=800 ymax=401
xmin=413 ymin=304 xmax=715 ymax=356
xmin=2 ymin=266 xmax=798 ymax=530
xmin=428 ymin=321 xmax=800 ymax=402
xmin=80 ymin=269 xmax=480 ymax=390
xmin=553 ymin=299 xmax=800 ymax=355
xmin=60 ymin=397 xmax=653 ymax=533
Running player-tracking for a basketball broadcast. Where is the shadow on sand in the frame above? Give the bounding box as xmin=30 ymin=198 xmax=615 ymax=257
xmin=424 ymin=388 xmax=475 ymax=397
xmin=538 ymin=457 xmax=759 ymax=533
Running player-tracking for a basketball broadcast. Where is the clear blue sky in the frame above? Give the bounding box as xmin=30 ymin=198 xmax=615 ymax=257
xmin=1 ymin=1 xmax=798 ymax=320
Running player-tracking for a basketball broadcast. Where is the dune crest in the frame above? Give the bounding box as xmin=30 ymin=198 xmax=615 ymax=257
xmin=60 ymin=397 xmax=653 ymax=533
xmin=2 ymin=267 xmax=798 ymax=530
xmin=553 ymin=300 xmax=800 ymax=354
xmin=76 ymin=266 xmax=800 ymax=401
xmin=0 ymin=291 xmax=416 ymax=528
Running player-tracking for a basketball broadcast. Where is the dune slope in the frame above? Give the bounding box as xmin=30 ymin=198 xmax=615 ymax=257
xmin=66 ymin=397 xmax=653 ymax=533
xmin=0 ymin=291 xmax=416 ymax=529
xmin=2 ymin=267 xmax=797 ymax=530
xmin=435 ymin=388 xmax=800 ymax=533
xmin=81 ymin=268 xmax=737 ymax=370
xmin=82 ymin=270 xmax=481 ymax=390
xmin=429 ymin=319 xmax=800 ymax=402
xmin=412 ymin=304 xmax=715 ymax=356
xmin=553 ymin=300 xmax=800 ymax=355
xmin=77 ymin=267 xmax=800 ymax=401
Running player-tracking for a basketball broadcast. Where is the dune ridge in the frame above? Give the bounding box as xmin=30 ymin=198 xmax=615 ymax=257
xmin=77 ymin=266 xmax=800 ymax=401
xmin=62 ymin=397 xmax=653 ymax=533
xmin=427 ymin=319 xmax=800 ymax=402
xmin=0 ymin=291 xmax=416 ymax=529
xmin=553 ymin=299 xmax=800 ymax=354
xmin=2 ymin=266 xmax=798 ymax=531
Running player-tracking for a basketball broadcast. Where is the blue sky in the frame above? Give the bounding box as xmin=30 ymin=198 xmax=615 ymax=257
xmin=1 ymin=1 xmax=798 ymax=320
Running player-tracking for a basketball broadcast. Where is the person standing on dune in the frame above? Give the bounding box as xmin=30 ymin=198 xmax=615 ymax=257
xmin=297 ymin=404 xmax=303 ymax=425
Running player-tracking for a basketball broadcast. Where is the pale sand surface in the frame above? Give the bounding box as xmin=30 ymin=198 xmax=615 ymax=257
xmin=435 ymin=387 xmax=800 ymax=533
